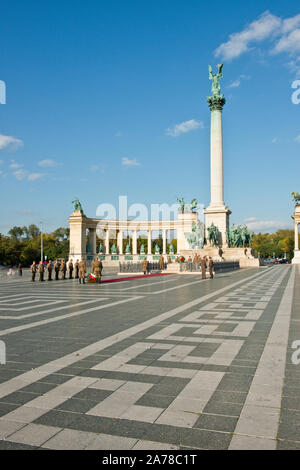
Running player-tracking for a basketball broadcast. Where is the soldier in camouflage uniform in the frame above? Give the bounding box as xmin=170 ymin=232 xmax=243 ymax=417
xmin=30 ymin=261 xmax=37 ymax=282
xmin=38 ymin=261 xmax=44 ymax=282
xmin=78 ymin=258 xmax=86 ymax=284
xmin=47 ymin=260 xmax=53 ymax=281
xmin=61 ymin=260 xmax=67 ymax=280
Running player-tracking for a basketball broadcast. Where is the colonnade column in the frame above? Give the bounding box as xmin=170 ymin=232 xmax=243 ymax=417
xmin=118 ymin=230 xmax=123 ymax=255
xmin=105 ymin=229 xmax=110 ymax=254
xmin=148 ymin=230 xmax=152 ymax=255
xmin=132 ymin=230 xmax=137 ymax=255
xmin=88 ymin=228 xmax=96 ymax=255
xmin=163 ymin=229 xmax=167 ymax=255
xmin=295 ymin=222 xmax=299 ymax=251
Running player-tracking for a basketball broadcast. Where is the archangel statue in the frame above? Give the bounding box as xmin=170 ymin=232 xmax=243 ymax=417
xmin=291 ymin=191 xmax=300 ymax=207
xmin=208 ymin=64 xmax=223 ymax=96
xmin=72 ymin=199 xmax=83 ymax=212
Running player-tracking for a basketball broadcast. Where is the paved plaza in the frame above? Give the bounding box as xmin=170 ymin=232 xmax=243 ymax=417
xmin=0 ymin=265 xmax=299 ymax=450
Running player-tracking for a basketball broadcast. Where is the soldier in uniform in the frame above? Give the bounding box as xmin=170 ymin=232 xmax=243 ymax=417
xmin=209 ymin=257 xmax=214 ymax=279
xmin=92 ymin=257 xmax=101 ymax=283
xmin=54 ymin=260 xmax=60 ymax=280
xmin=30 ymin=261 xmax=37 ymax=282
xmin=68 ymin=259 xmax=74 ymax=279
xmin=47 ymin=260 xmax=53 ymax=281
xmin=61 ymin=260 xmax=67 ymax=280
xmin=18 ymin=262 xmax=22 ymax=276
xmin=159 ymin=255 xmax=165 ymax=271
xmin=74 ymin=260 xmax=79 ymax=279
xmin=142 ymin=258 xmax=148 ymax=275
xmin=201 ymin=256 xmax=206 ymax=280
xmin=38 ymin=261 xmax=44 ymax=282
xmin=78 ymin=258 xmax=86 ymax=284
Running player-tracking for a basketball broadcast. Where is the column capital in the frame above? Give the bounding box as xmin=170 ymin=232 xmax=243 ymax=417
xmin=207 ymin=94 xmax=226 ymax=111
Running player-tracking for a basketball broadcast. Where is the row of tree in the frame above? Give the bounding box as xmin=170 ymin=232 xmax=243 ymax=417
xmin=0 ymin=225 xmax=69 ymax=266
xmin=0 ymin=225 xmax=296 ymax=267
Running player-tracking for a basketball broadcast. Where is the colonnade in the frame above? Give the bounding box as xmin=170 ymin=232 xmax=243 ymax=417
xmin=86 ymin=228 xmax=173 ymax=255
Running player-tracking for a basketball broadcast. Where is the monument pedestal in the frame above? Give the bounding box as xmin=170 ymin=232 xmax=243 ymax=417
xmin=292 ymin=250 xmax=300 ymax=264
xmin=203 ymin=205 xmax=231 ymax=247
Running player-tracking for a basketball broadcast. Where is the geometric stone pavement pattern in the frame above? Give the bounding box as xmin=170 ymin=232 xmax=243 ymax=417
xmin=0 ymin=265 xmax=298 ymax=450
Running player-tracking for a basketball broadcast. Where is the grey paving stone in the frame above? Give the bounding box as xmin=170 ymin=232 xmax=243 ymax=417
xmin=55 ymin=398 xmax=100 ymax=414
xmin=194 ymin=413 xmax=238 ymax=432
xmin=281 ymin=396 xmax=300 ymax=411
xmin=33 ymin=409 xmax=78 ymax=427
xmin=8 ymin=423 xmax=62 ymax=447
xmin=277 ymin=439 xmax=300 ymax=450
xmin=217 ymin=373 xmax=254 ymax=392
xmin=0 ymin=402 xmax=20 ymax=416
xmin=181 ymin=428 xmax=232 ymax=450
xmin=0 ymin=440 xmax=38 ymax=450
xmin=143 ymin=423 xmax=191 ymax=446
xmin=72 ymin=388 xmax=112 ymax=402
xmin=203 ymin=400 xmax=243 ymax=417
xmin=0 ymin=391 xmax=39 ymax=406
xmin=136 ymin=393 xmax=175 ymax=409
xmin=277 ymin=423 xmax=300 ymax=441
xmin=211 ymin=390 xmax=248 ymax=405
xmin=19 ymin=382 xmax=57 ymax=395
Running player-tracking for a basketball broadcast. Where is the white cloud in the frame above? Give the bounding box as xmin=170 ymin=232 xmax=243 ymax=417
xmin=215 ymin=11 xmax=300 ymax=72
xmin=12 ymin=169 xmax=45 ymax=181
xmin=166 ymin=119 xmax=204 ymax=137
xmin=9 ymin=162 xmax=23 ymax=169
xmin=228 ymin=74 xmax=251 ymax=88
xmin=282 ymin=14 xmax=300 ymax=34
xmin=295 ymin=135 xmax=300 ymax=143
xmin=272 ymin=137 xmax=278 ymax=143
xmin=122 ymin=157 xmax=140 ymax=166
xmin=0 ymin=160 xmax=3 ymax=165
xmin=273 ymin=28 xmax=300 ymax=55
xmin=246 ymin=219 xmax=287 ymax=230
xmin=215 ymin=11 xmax=281 ymax=61
xmin=13 ymin=169 xmax=27 ymax=180
xmin=0 ymin=134 xmax=23 ymax=151
xmin=115 ymin=131 xmax=123 ymax=137
xmin=38 ymin=159 xmax=58 ymax=167
xmin=27 ymin=173 xmax=45 ymax=181
xmin=244 ymin=217 xmax=256 ymax=222
xmin=90 ymin=164 xmax=105 ymax=173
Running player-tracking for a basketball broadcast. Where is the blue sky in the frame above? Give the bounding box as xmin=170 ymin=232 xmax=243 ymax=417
xmin=0 ymin=0 xmax=299 ymax=234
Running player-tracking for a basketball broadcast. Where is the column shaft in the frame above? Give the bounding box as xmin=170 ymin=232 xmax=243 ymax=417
xmin=105 ymin=230 xmax=110 ymax=254
xmin=133 ymin=231 xmax=137 ymax=255
xmin=148 ymin=230 xmax=152 ymax=255
xmin=210 ymin=109 xmax=224 ymax=207
xmin=163 ymin=229 xmax=167 ymax=254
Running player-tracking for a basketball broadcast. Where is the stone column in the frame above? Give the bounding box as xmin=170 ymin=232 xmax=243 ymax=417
xmin=88 ymin=228 xmax=96 ymax=255
xmin=148 ymin=230 xmax=152 ymax=255
xmin=132 ymin=230 xmax=137 ymax=255
xmin=204 ymin=91 xmax=231 ymax=247
xmin=295 ymin=222 xmax=299 ymax=251
xmin=292 ymin=206 xmax=300 ymax=264
xmin=118 ymin=230 xmax=123 ymax=255
xmin=163 ymin=229 xmax=167 ymax=255
xmin=105 ymin=229 xmax=110 ymax=254
xmin=68 ymin=210 xmax=87 ymax=261
xmin=210 ymin=104 xmax=224 ymax=206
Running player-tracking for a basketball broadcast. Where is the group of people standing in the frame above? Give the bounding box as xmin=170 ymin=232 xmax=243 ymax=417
xmin=91 ymin=257 xmax=103 ymax=283
xmin=186 ymin=254 xmax=214 ymax=279
xmin=30 ymin=259 xmax=87 ymax=283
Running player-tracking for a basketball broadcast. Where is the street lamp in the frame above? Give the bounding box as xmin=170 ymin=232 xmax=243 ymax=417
xmin=40 ymin=222 xmax=44 ymax=262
